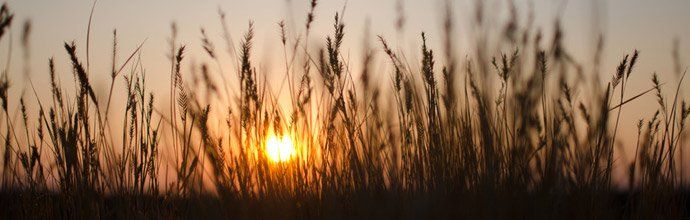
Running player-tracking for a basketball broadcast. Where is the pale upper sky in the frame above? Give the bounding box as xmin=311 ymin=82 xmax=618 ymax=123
xmin=2 ymin=0 xmax=690 ymax=180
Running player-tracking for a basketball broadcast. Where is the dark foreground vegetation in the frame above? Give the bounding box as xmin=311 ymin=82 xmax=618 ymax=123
xmin=0 ymin=191 xmax=688 ymax=218
xmin=0 ymin=1 xmax=689 ymax=219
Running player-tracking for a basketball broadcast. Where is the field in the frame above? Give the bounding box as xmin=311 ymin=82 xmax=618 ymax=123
xmin=0 ymin=1 xmax=689 ymax=218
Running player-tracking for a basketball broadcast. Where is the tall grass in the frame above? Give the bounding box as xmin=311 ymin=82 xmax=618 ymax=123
xmin=0 ymin=1 xmax=689 ymax=218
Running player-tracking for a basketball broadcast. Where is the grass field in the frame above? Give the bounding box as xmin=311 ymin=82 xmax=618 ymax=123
xmin=0 ymin=1 xmax=689 ymax=218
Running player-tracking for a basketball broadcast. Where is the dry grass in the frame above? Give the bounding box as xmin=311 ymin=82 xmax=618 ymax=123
xmin=0 ymin=1 xmax=689 ymax=219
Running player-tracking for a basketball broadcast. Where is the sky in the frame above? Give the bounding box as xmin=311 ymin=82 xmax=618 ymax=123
xmin=2 ymin=0 xmax=690 ymax=182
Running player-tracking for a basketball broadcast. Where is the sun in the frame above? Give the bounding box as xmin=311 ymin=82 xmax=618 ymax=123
xmin=265 ymin=134 xmax=295 ymax=163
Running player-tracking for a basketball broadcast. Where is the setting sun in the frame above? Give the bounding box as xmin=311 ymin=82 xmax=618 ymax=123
xmin=265 ymin=135 xmax=295 ymax=163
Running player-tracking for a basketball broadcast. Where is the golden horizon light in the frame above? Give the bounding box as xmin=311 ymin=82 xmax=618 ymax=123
xmin=265 ymin=134 xmax=295 ymax=163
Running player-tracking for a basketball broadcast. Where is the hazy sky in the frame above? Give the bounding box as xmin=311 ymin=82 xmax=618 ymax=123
xmin=3 ymin=0 xmax=690 ymax=179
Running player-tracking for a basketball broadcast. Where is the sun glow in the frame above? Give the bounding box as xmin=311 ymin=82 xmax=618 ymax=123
xmin=265 ymin=135 xmax=295 ymax=163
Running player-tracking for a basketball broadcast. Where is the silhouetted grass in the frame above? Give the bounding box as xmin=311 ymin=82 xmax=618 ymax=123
xmin=0 ymin=1 xmax=689 ymax=219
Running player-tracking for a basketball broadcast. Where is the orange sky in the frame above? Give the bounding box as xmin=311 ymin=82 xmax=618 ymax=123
xmin=3 ymin=0 xmax=690 ymax=183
